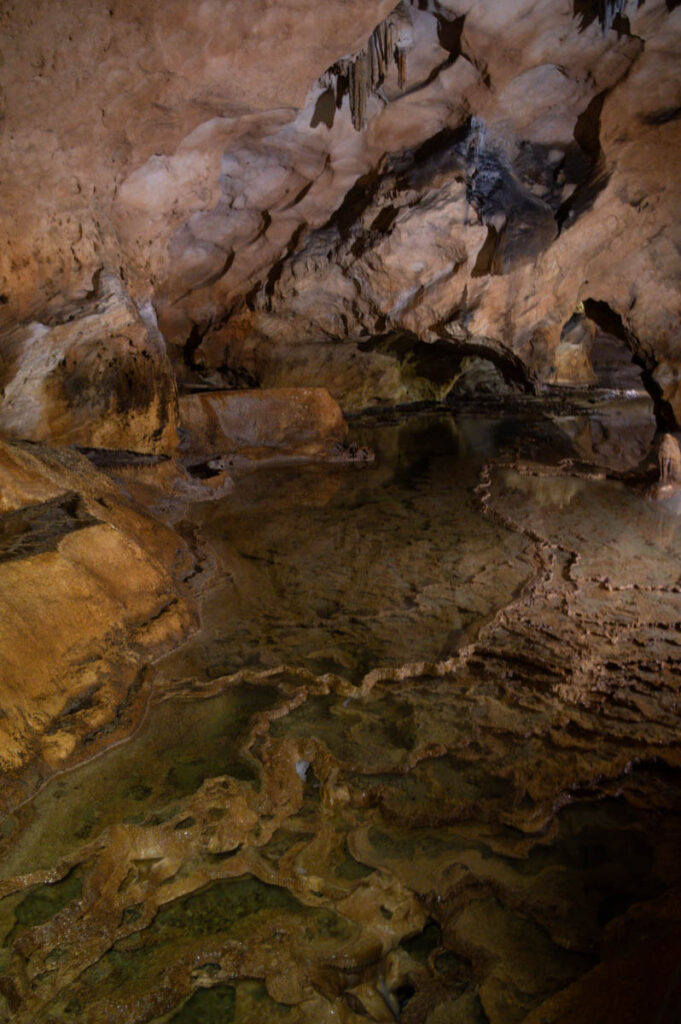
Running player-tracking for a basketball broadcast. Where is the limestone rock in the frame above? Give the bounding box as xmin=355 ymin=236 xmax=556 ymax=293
xmin=0 ymin=274 xmax=178 ymax=454
xmin=658 ymin=432 xmax=681 ymax=485
xmin=0 ymin=438 xmax=197 ymax=775
xmin=179 ymin=387 xmax=348 ymax=459
xmin=0 ymin=0 xmax=680 ymax=429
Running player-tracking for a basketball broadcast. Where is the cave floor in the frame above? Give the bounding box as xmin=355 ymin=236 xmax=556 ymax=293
xmin=1 ymin=404 xmax=680 ymax=1024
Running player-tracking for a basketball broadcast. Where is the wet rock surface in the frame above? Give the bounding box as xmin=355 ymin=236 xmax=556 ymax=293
xmin=1 ymin=406 xmax=679 ymax=1024
xmin=0 ymin=2 xmax=679 ymax=1016
xmin=0 ymin=438 xmax=197 ymax=780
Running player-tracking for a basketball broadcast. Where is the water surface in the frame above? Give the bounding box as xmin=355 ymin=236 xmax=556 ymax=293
xmin=1 ymin=406 xmax=680 ymax=1024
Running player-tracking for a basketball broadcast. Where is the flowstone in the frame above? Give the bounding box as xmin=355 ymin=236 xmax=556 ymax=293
xmin=0 ymin=409 xmax=680 ymax=1023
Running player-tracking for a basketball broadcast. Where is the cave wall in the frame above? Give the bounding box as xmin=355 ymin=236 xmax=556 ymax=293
xmin=1 ymin=0 xmax=680 ymax=444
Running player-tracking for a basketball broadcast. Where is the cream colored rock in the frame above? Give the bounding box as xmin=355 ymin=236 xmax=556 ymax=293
xmin=0 ymin=0 xmax=395 ymax=316
xmin=658 ymin=433 xmax=681 ymax=485
xmin=179 ymin=387 xmax=348 ymax=458
xmin=169 ymin=1 xmax=680 ymax=420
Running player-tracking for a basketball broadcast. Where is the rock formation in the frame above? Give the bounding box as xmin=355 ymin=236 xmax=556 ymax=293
xmin=0 ymin=438 xmax=197 ymax=777
xmin=658 ymin=431 xmax=681 ymax=486
xmin=1 ymin=414 xmax=680 ymax=1024
xmin=0 ymin=0 xmax=679 ymax=435
xmin=179 ymin=387 xmax=348 ymax=460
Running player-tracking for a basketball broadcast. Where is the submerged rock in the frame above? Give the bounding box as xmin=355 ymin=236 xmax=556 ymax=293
xmin=0 ymin=411 xmax=680 ymax=1023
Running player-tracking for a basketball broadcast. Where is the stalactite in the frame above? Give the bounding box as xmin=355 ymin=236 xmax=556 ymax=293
xmin=601 ymin=0 xmax=628 ymax=33
xmin=327 ymin=1 xmax=414 ymax=132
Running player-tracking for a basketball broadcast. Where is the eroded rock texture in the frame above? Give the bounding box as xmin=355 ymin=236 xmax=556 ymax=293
xmin=0 ymin=438 xmax=197 ymax=776
xmin=1 ymin=0 xmax=680 ymax=437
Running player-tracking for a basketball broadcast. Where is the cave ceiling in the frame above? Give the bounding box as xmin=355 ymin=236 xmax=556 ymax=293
xmin=0 ymin=0 xmax=679 ymax=442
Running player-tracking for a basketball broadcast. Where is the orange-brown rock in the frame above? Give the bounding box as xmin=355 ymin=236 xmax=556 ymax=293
xmin=0 ymin=0 xmax=395 ymax=318
xmin=0 ymin=438 xmax=197 ymax=776
xmin=179 ymin=387 xmax=348 ymax=458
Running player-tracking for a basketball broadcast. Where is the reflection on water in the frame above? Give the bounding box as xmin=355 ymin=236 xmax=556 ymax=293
xmin=1 ymin=406 xmax=680 ymax=1024
xmin=160 ymin=413 xmax=534 ymax=684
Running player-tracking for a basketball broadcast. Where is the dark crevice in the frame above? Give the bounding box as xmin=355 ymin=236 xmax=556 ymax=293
xmin=325 ymin=170 xmax=384 ymax=241
xmin=642 ymin=106 xmax=681 ymax=125
xmin=471 ymin=225 xmax=499 ymax=277
xmin=436 ymin=13 xmax=465 ymax=57
xmin=283 ymin=180 xmax=313 ymax=211
xmin=446 ymin=339 xmax=533 ymax=393
xmin=358 ymin=330 xmax=532 ymax=393
xmin=560 ymin=311 xmax=584 ymax=339
xmin=467 ymin=148 xmax=557 ymax=271
xmin=350 ymin=236 xmax=368 ymax=259
xmin=242 ymin=221 xmax=310 ymax=314
xmin=574 ymin=90 xmax=607 ymax=161
xmin=392 ymin=121 xmax=469 ymax=188
xmin=514 ymin=140 xmax=576 ymax=213
xmin=0 ymin=492 xmax=99 ymax=565
xmin=573 ymin=0 xmax=645 ymax=33
xmin=611 ymin=12 xmax=633 ymax=36
xmin=183 ymin=323 xmax=206 ymax=371
xmin=370 ymin=205 xmax=399 ymax=234
xmin=334 ymin=70 xmax=348 ymax=111
xmin=263 ymin=221 xmax=308 ymax=305
xmin=359 ymin=330 xmax=463 ymax=387
xmin=244 ymin=282 xmax=261 ymax=313
xmin=557 ymin=90 xmax=611 ymax=232
xmin=311 ymin=87 xmax=336 ymax=130
xmin=214 ymin=361 xmax=260 ymax=392
xmin=317 ymin=123 xmax=470 ymax=270
xmin=582 ymin=299 xmax=628 ymax=340
xmin=401 ymin=12 xmax=465 ymax=95
xmin=350 ymin=204 xmax=401 ymax=260
xmin=58 ymin=684 xmax=102 ymax=722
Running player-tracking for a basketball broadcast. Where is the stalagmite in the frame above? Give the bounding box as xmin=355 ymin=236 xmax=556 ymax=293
xmin=657 ymin=433 xmax=681 ymax=486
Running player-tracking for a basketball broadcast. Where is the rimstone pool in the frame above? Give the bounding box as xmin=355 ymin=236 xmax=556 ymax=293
xmin=1 ymin=406 xmax=680 ymax=1023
